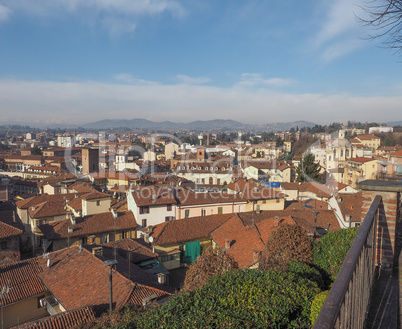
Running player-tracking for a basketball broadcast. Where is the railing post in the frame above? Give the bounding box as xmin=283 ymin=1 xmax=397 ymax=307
xmin=359 ymin=180 xmax=402 ymax=272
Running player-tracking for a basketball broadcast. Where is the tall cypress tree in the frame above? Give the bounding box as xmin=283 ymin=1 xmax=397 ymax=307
xmin=296 ymin=153 xmax=322 ymax=183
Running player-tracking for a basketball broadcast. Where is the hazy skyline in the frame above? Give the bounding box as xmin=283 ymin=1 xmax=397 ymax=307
xmin=0 ymin=0 xmax=401 ymax=126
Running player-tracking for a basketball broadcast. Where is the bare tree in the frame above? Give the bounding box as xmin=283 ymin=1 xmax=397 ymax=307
xmin=182 ymin=246 xmax=238 ymax=292
xmin=259 ymin=224 xmax=312 ymax=271
xmin=357 ymin=0 xmax=402 ymax=51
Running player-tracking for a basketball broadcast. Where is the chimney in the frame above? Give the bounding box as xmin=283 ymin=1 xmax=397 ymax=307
xmin=274 ymin=216 xmax=280 ymax=227
xmin=224 ymin=238 xmax=231 ymax=250
xmin=12 ymin=211 xmax=16 ymax=223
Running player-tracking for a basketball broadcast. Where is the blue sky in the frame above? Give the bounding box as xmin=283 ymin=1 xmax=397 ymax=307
xmin=0 ymin=0 xmax=401 ymax=126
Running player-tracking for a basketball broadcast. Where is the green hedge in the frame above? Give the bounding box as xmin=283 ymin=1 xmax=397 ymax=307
xmin=137 ymin=266 xmax=321 ymax=329
xmin=310 ymin=290 xmax=329 ymax=326
xmin=312 ymin=227 xmax=359 ymax=281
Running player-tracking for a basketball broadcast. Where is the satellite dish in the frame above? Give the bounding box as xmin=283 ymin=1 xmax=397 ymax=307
xmin=148 ymin=236 xmax=154 ymax=243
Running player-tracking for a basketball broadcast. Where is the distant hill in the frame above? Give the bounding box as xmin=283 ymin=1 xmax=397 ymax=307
xmin=81 ymin=118 xmax=316 ymax=131
xmin=387 ymin=121 xmax=402 ymax=127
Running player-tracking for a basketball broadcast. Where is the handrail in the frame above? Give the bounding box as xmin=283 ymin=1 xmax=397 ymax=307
xmin=313 ymin=195 xmax=381 ymax=329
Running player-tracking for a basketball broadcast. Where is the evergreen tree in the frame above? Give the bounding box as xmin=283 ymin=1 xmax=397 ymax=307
xmin=296 ymin=154 xmax=322 ymax=183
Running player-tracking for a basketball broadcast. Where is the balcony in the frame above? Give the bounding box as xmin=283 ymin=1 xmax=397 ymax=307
xmin=313 ymin=180 xmax=402 ymax=329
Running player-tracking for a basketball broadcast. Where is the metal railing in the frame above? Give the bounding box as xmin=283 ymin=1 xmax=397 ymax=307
xmin=313 ymin=195 xmax=381 ymax=329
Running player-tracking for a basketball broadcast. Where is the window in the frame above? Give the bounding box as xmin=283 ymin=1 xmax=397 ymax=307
xmin=185 ymin=210 xmax=190 ymax=218
xmin=165 ymin=216 xmax=174 ymax=222
xmin=139 ymin=206 xmax=149 ymax=214
xmin=142 ymin=218 xmax=147 ymax=228
xmin=87 ymin=236 xmax=95 ymax=245
xmin=96 ymin=200 xmax=101 ymax=206
xmin=101 ymin=234 xmax=109 ymax=244
xmin=167 ymin=204 xmax=172 ymax=211
xmin=0 ymin=240 xmax=7 ymax=250
xmin=276 ymin=198 xmax=280 ymax=203
xmin=160 ymin=252 xmax=180 ymax=263
xmin=218 ymin=207 xmax=223 ymax=214
xmin=201 ymin=208 xmax=206 ymax=216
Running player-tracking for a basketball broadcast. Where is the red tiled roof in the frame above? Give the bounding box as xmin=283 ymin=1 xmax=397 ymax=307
xmin=132 ymin=186 xmax=177 ymax=207
xmin=103 ymin=238 xmax=157 ymax=263
xmin=39 ymin=211 xmax=137 ymax=240
xmin=0 ymin=221 xmax=23 ymax=239
xmin=80 ymin=191 xmax=111 ymax=200
xmin=37 ymin=246 xmax=171 ymax=311
xmin=348 ymin=157 xmax=375 ymax=163
xmin=210 ymin=215 xmax=264 ymax=269
xmin=175 ymin=188 xmax=246 ymax=206
xmin=357 ymin=134 xmax=380 ymax=140
xmin=336 ymin=192 xmax=362 ymax=222
xmin=127 ymin=284 xmax=170 ymax=305
xmin=37 ymin=247 xmax=131 ymax=311
xmin=10 ymin=306 xmax=96 ymax=329
xmin=67 ymin=181 xmax=95 ymax=193
xmin=0 ymin=259 xmax=47 ymax=307
xmin=28 ymin=201 xmax=68 ymax=219
xmin=16 ymin=193 xmax=79 ymax=210
xmin=237 ymin=209 xmax=340 ymax=234
xmin=150 ymin=213 xmax=233 ymax=246
xmin=210 ymin=214 xmax=298 ymax=268
xmin=390 ymin=150 xmax=402 ymax=157
xmin=67 ymin=198 xmax=82 ymax=212
xmin=280 ymin=182 xmax=332 ymax=198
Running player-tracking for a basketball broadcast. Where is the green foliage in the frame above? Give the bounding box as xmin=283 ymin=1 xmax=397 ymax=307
xmin=312 ymin=227 xmax=359 ymax=281
xmin=287 ymin=261 xmax=325 ymax=291
xmin=137 ymin=268 xmax=320 ymax=329
xmin=295 ymin=154 xmax=322 ymax=183
xmin=310 ymin=290 xmax=329 ymax=326
xmin=31 ymin=146 xmax=42 ymax=155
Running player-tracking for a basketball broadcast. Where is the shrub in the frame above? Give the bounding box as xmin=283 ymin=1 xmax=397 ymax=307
xmin=310 ymin=290 xmax=329 ymax=326
xmin=182 ymin=246 xmax=238 ymax=292
xmin=137 ymin=267 xmax=321 ymax=328
xmin=312 ymin=227 xmax=359 ymax=281
xmin=259 ymin=224 xmax=312 ymax=271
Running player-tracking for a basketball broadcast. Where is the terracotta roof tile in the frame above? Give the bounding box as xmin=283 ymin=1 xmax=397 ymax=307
xmin=103 ymin=238 xmax=157 ymax=263
xmin=39 ymin=211 xmax=137 ymax=240
xmin=38 ymin=247 xmax=134 ymax=311
xmin=10 ymin=306 xmax=97 ymax=329
xmin=132 ymin=186 xmax=177 ymax=207
xmin=150 ymin=213 xmax=232 ymax=246
xmin=237 ymin=209 xmax=340 ymax=234
xmin=0 ymin=259 xmax=47 ymax=307
xmin=336 ymin=192 xmax=362 ymax=222
xmin=16 ymin=194 xmax=79 ymax=210
xmin=210 ymin=215 xmax=264 ymax=268
xmin=348 ymin=157 xmax=375 ymax=163
xmin=80 ymin=191 xmax=111 ymax=200
xmin=175 ymin=188 xmax=246 ymax=206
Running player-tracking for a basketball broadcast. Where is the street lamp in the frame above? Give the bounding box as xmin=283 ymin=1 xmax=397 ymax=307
xmin=103 ymin=259 xmax=118 ymax=312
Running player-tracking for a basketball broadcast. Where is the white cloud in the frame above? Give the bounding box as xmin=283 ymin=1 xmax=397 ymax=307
xmin=312 ymin=0 xmax=366 ymax=61
xmin=113 ymin=73 xmax=158 ymax=85
xmin=0 ymin=4 xmax=11 ymax=22
xmin=236 ymin=73 xmax=295 ymax=88
xmin=176 ymin=74 xmax=210 ymax=85
xmin=0 ymin=0 xmax=185 ymax=34
xmin=0 ymin=78 xmax=399 ymax=125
